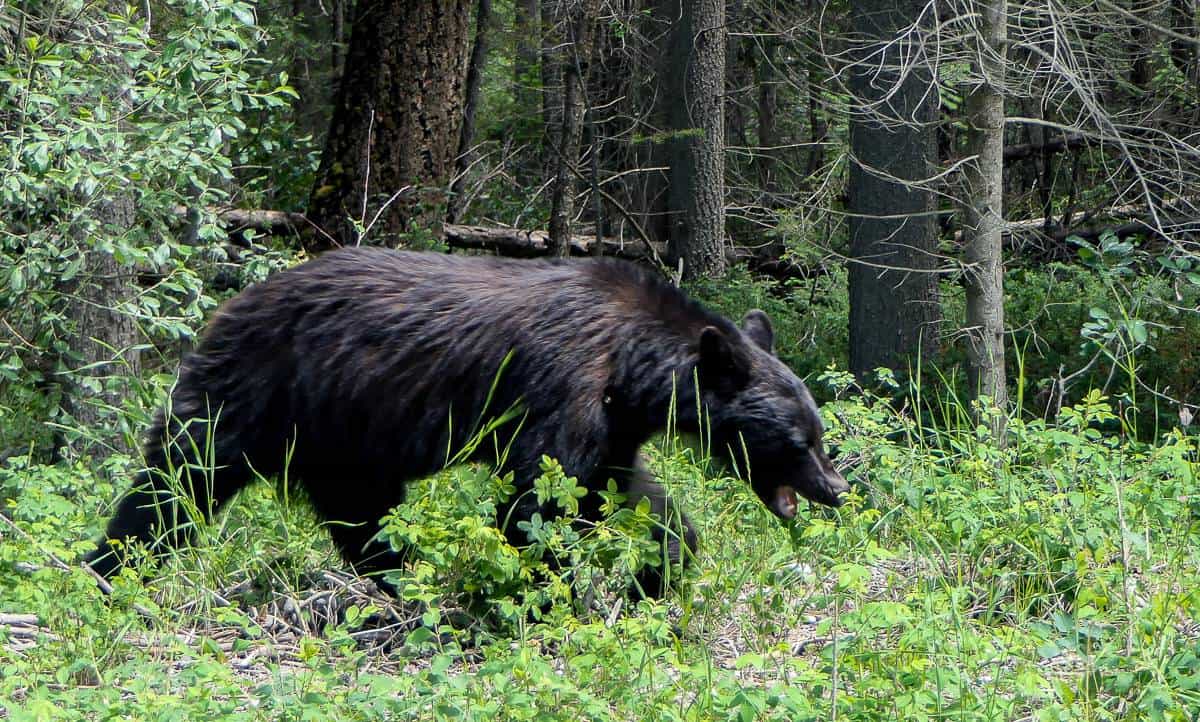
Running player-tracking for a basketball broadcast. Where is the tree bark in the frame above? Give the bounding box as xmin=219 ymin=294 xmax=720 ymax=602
xmin=540 ymin=0 xmax=564 ymax=178
xmin=448 ymin=0 xmax=494 ymax=223
xmin=847 ymin=0 xmax=942 ymax=382
xmin=962 ymin=0 xmax=1009 ymax=435
xmin=547 ymin=0 xmax=601 ymax=255
xmin=806 ymin=62 xmax=828 ymax=177
xmin=512 ymin=0 xmax=541 ymax=183
xmin=305 ymin=0 xmax=471 ymax=249
xmin=1170 ymin=0 xmax=1198 ymax=81
xmin=755 ymin=38 xmax=779 ymax=194
xmin=514 ymin=0 xmax=540 ymax=110
xmin=63 ymin=198 xmax=142 ymax=458
xmin=665 ymin=0 xmax=727 ymax=281
xmin=58 ymin=5 xmax=143 ymax=459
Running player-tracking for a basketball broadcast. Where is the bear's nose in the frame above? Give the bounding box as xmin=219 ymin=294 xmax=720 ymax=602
xmin=825 ymin=469 xmax=850 ymax=505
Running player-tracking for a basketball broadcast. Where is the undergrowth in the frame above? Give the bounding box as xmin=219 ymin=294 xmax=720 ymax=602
xmin=1 ymin=374 xmax=1198 ymax=721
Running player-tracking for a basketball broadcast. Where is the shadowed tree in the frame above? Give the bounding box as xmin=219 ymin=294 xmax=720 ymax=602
xmin=306 ymin=0 xmax=471 ymax=249
xmin=846 ymin=0 xmax=942 ymax=382
xmin=664 ymin=0 xmax=727 ymax=280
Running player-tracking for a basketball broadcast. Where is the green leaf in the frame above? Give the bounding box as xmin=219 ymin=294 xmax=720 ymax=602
xmin=231 ymin=4 xmax=257 ymax=27
xmin=9 ymin=266 xmax=25 ymax=293
xmin=60 ymin=256 xmax=83 ymax=282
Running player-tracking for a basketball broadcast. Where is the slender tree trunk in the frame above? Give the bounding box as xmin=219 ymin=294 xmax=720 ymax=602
xmin=962 ymin=0 xmax=1008 ymax=435
xmin=514 ymin=0 xmax=540 ymax=108
xmin=332 ymin=0 xmax=345 ymax=77
xmin=305 ymin=0 xmax=471 ymax=249
xmin=286 ymin=0 xmax=342 ymax=141
xmin=665 ymin=0 xmax=726 ymax=281
xmin=847 ymin=0 xmax=941 ymax=382
xmin=512 ymin=0 xmax=540 ymax=183
xmin=547 ymin=0 xmax=600 ymax=255
xmin=448 ymin=0 xmax=493 ymax=223
xmin=806 ymin=63 xmax=828 ymax=177
xmin=540 ymin=0 xmax=564 ymax=178
xmin=724 ymin=0 xmax=749 ymax=149
xmin=756 ymin=38 xmax=778 ymax=194
xmin=1170 ymin=0 xmax=1198 ymax=81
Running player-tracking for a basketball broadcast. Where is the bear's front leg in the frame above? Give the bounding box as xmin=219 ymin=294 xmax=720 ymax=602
xmin=495 ymin=460 xmax=697 ymax=601
xmin=620 ymin=458 xmax=698 ymax=599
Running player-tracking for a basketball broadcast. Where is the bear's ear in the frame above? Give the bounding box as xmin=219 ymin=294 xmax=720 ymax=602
xmin=741 ymin=309 xmax=774 ymax=354
xmin=698 ymin=325 xmax=752 ymax=394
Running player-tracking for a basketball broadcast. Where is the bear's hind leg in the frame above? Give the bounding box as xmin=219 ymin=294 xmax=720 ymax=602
xmin=85 ymin=415 xmax=257 ymax=580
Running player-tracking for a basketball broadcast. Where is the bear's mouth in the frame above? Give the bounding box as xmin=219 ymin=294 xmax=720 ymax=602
xmin=768 ymin=477 xmax=849 ymax=518
xmin=771 ymin=485 xmax=799 ymax=519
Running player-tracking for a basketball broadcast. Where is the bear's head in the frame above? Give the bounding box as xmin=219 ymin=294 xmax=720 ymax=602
xmin=697 ymin=309 xmax=850 ymax=518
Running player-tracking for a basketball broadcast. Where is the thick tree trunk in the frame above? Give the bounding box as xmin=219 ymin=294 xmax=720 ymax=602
xmin=962 ymin=0 xmax=1009 ymax=435
xmin=665 ymin=0 xmax=726 ymax=281
xmin=448 ymin=0 xmax=493 ymax=223
xmin=846 ymin=0 xmax=942 ymax=382
xmin=547 ymin=0 xmax=600 ymax=255
xmin=305 ymin=0 xmax=471 ymax=249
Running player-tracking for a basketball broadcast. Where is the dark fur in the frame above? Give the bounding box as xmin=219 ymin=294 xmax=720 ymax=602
xmin=85 ymin=249 xmax=846 ymax=597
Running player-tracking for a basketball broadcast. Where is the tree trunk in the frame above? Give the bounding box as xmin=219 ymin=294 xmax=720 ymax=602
xmin=512 ymin=0 xmax=540 ymax=183
xmin=62 ymin=194 xmax=141 ymax=459
xmin=755 ymin=38 xmax=778 ymax=194
xmin=540 ymin=0 xmax=564 ymax=178
xmin=806 ymin=62 xmax=828 ymax=177
xmin=665 ymin=0 xmax=726 ymax=281
xmin=286 ymin=0 xmax=342 ymax=141
xmin=962 ymin=0 xmax=1009 ymax=436
xmin=59 ymin=6 xmax=142 ymax=459
xmin=514 ymin=0 xmax=540 ymax=109
xmin=547 ymin=0 xmax=600 ymax=255
xmin=305 ymin=0 xmax=471 ymax=249
xmin=1170 ymin=0 xmax=1198 ymax=81
xmin=724 ymin=0 xmax=749 ymax=149
xmin=448 ymin=0 xmax=493 ymax=223
xmin=846 ymin=0 xmax=941 ymax=382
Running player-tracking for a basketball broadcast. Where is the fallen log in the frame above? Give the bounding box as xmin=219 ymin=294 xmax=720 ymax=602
xmin=442 ymin=223 xmax=668 ymax=263
xmin=176 ymin=205 xmax=1196 ymax=280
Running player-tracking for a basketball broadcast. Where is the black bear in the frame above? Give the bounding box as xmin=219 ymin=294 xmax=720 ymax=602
xmin=85 ymin=249 xmax=848 ymax=597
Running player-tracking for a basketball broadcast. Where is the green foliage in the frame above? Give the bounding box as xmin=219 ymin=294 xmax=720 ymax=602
xmin=376 ymin=455 xmax=663 ymax=629
xmin=3 ymin=376 xmax=1198 ymax=720
xmin=0 ymin=0 xmax=300 ymax=453
xmin=688 ymin=264 xmax=850 ymax=384
xmin=691 ymin=233 xmax=1198 ymax=434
